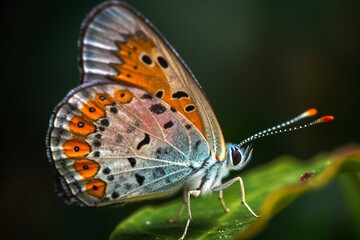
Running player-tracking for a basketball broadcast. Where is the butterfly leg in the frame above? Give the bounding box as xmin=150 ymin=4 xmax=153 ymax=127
xmin=179 ymin=190 xmax=201 ymax=240
xmin=213 ymin=177 xmax=258 ymax=218
xmin=167 ymin=202 xmax=185 ymax=223
xmin=168 ymin=190 xmax=187 ymax=223
xmin=218 ymin=190 xmax=230 ymax=213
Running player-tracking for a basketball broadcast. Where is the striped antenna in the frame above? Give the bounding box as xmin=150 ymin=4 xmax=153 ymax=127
xmin=238 ymin=108 xmax=334 ymax=147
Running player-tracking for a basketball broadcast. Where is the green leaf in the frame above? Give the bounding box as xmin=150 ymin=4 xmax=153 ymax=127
xmin=110 ymin=146 xmax=360 ymax=240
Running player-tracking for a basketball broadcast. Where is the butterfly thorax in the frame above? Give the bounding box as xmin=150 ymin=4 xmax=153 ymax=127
xmin=185 ymin=143 xmax=253 ymax=195
xmin=185 ymin=156 xmax=228 ymax=196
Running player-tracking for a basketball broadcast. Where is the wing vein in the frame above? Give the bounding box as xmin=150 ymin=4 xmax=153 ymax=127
xmin=121 ymin=168 xmax=189 ymax=198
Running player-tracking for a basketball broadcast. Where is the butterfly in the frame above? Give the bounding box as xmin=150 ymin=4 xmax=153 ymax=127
xmin=46 ymin=1 xmax=334 ymax=239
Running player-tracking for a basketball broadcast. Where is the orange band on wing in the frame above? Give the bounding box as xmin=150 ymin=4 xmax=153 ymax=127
xmin=63 ymin=140 xmax=91 ymax=158
xmin=81 ymin=101 xmax=105 ymax=121
xmin=74 ymin=159 xmax=100 ymax=179
xmin=114 ymin=89 xmax=134 ymax=104
xmin=86 ymin=179 xmax=106 ymax=199
xmin=69 ymin=116 xmax=96 ymax=135
xmin=95 ymin=93 xmax=114 ymax=107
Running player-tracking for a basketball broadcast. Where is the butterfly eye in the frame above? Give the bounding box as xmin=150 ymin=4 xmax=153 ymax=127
xmin=231 ymin=148 xmax=242 ymax=166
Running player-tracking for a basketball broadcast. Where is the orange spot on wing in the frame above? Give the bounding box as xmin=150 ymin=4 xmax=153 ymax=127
xmin=63 ymin=140 xmax=91 ymax=158
xmin=171 ymin=97 xmax=204 ymax=134
xmin=69 ymin=116 xmax=96 ymax=135
xmin=110 ymin=33 xmax=205 ymax=136
xmin=114 ymin=89 xmax=133 ymax=104
xmin=86 ymin=179 xmax=106 ymax=199
xmin=74 ymin=159 xmax=99 ymax=179
xmin=81 ymin=102 xmax=105 ymax=121
xmin=110 ymin=35 xmax=171 ymax=96
xmin=95 ymin=93 xmax=114 ymax=107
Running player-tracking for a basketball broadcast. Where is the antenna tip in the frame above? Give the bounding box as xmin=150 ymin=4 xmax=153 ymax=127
xmin=320 ymin=115 xmax=334 ymax=122
xmin=305 ymin=108 xmax=318 ymax=117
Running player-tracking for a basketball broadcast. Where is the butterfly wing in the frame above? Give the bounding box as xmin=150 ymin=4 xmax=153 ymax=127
xmin=79 ymin=1 xmax=226 ymax=160
xmin=47 ymin=82 xmax=209 ymax=207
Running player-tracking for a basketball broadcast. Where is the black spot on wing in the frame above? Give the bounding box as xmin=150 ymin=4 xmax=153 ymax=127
xmin=136 ymin=133 xmax=150 ymax=150
xmin=102 ymin=167 xmax=111 ymax=174
xmin=141 ymin=93 xmax=153 ymax=99
xmin=185 ymin=105 xmax=195 ymax=112
xmin=163 ymin=120 xmax=174 ymax=129
xmin=93 ymin=151 xmax=100 ymax=157
xmin=155 ymin=146 xmax=172 ymax=159
xmin=155 ymin=90 xmax=164 ymax=99
xmin=141 ymin=54 xmax=152 ymax=65
xmin=93 ymin=140 xmax=101 ymax=147
xmin=153 ymin=167 xmax=166 ymax=178
xmin=126 ymin=125 xmax=135 ymax=133
xmin=157 ymin=56 xmax=169 ymax=68
xmin=111 ymin=191 xmax=119 ymax=199
xmin=134 ymin=120 xmax=141 ymax=127
xmin=135 ymin=173 xmax=145 ymax=186
xmin=172 ymin=91 xmax=189 ymax=99
xmin=100 ymin=119 xmax=110 ymax=126
xmin=110 ymin=107 xmax=118 ymax=113
xmin=127 ymin=158 xmax=136 ymax=167
xmin=194 ymin=140 xmax=201 ymax=150
xmin=125 ymin=183 xmax=132 ymax=190
xmin=115 ymin=134 xmax=123 ymax=144
xmin=149 ymin=103 xmax=166 ymax=114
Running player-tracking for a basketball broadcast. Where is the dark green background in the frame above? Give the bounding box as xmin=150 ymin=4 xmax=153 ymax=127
xmin=3 ymin=0 xmax=359 ymax=239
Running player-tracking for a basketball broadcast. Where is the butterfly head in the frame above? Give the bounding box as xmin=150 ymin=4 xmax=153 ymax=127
xmin=226 ymin=143 xmax=253 ymax=171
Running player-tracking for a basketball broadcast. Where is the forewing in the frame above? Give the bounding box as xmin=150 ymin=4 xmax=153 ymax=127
xmin=79 ymin=1 xmax=226 ymax=159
